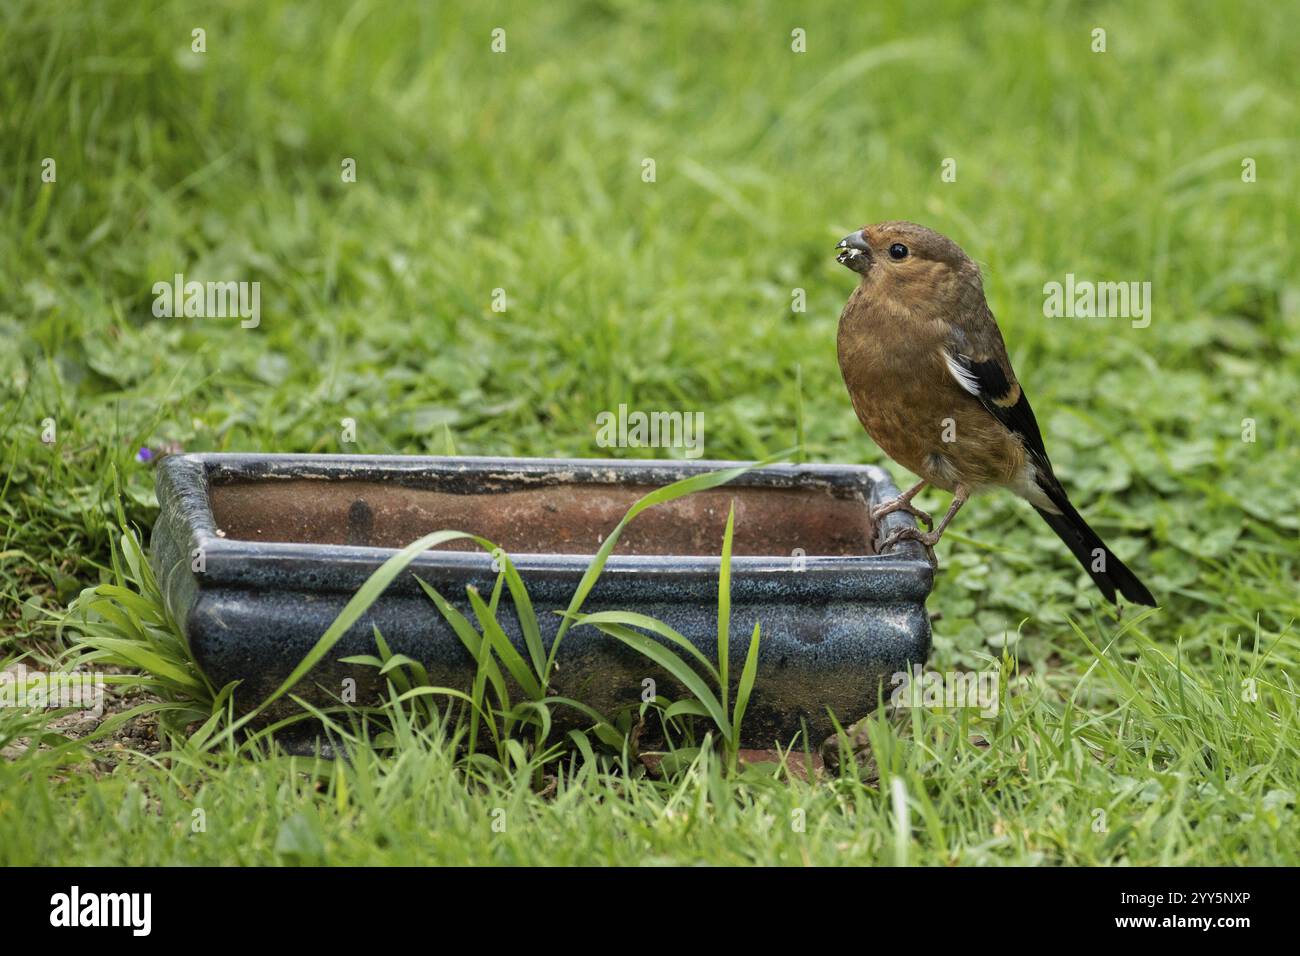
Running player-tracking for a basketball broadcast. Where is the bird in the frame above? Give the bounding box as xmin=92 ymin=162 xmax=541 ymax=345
xmin=834 ymin=220 xmax=1156 ymax=607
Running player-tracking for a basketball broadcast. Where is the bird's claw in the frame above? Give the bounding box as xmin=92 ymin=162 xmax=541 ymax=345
xmin=877 ymin=526 xmax=942 ymax=569
xmin=871 ymin=497 xmax=934 ymax=531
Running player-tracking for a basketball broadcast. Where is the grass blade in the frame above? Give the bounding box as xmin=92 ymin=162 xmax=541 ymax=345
xmin=551 ymin=463 xmax=757 ymax=650
xmin=590 ymin=620 xmax=730 ymax=742
xmin=468 ymin=586 xmax=543 ymax=700
xmin=731 ymin=621 xmax=762 ymax=745
xmin=718 ymin=501 xmax=735 ymax=718
xmin=569 ymin=610 xmax=720 ymax=683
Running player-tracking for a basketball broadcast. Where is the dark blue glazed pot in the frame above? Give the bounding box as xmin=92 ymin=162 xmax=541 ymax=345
xmin=150 ymin=454 xmax=933 ymax=745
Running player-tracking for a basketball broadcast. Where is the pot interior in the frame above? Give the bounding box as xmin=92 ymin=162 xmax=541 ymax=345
xmin=208 ymin=478 xmax=877 ymax=557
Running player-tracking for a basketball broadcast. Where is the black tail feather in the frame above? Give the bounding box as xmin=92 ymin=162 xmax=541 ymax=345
xmin=1033 ymin=500 xmax=1156 ymax=607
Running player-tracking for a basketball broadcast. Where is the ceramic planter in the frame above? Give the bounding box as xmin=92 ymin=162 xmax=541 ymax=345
xmin=150 ymin=454 xmax=933 ymax=744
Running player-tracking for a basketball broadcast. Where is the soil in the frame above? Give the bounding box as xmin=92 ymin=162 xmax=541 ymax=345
xmin=1 ymin=663 xmax=163 ymax=771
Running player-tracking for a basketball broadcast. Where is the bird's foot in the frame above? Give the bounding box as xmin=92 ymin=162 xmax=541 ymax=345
xmin=877 ymin=526 xmax=945 ymax=569
xmin=870 ymin=496 xmax=934 ymax=531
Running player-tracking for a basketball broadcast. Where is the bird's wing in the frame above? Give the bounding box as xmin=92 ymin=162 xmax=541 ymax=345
xmin=942 ymin=310 xmax=1155 ymax=607
xmin=942 ymin=316 xmax=1052 ymax=475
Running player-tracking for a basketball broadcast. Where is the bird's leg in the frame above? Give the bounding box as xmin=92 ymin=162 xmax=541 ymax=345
xmin=878 ymin=485 xmax=970 ymax=569
xmin=870 ymin=479 xmax=933 ymax=531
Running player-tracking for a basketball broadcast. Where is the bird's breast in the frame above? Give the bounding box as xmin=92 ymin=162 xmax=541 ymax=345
xmin=837 ymin=294 xmax=1023 ymax=490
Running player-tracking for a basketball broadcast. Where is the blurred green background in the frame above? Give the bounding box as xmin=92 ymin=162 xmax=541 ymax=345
xmin=2 ymin=0 xmax=1297 ymax=666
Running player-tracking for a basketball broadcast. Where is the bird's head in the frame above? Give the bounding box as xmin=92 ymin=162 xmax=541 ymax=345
xmin=836 ymin=220 xmax=982 ymax=309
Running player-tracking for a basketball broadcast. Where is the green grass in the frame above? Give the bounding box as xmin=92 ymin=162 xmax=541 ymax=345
xmin=4 ymin=614 xmax=1296 ymax=865
xmin=2 ymin=0 xmax=1298 ymax=865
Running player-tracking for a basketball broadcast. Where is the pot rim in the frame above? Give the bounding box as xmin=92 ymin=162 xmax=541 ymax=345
xmin=153 ymin=452 xmax=934 ymax=596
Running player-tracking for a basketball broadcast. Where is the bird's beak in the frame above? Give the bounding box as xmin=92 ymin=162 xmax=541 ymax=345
xmin=836 ymin=232 xmax=871 ymax=272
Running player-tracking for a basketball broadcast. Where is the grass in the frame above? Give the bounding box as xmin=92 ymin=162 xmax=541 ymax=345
xmin=1 ymin=0 xmax=1298 ymax=865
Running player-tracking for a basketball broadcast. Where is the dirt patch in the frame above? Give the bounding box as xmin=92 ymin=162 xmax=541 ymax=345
xmin=2 ymin=664 xmax=163 ymax=770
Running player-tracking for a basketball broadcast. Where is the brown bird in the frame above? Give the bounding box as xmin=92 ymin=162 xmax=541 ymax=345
xmin=835 ymin=220 xmax=1155 ymax=607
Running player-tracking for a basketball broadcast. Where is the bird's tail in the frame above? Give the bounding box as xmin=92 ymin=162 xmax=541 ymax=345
xmin=1033 ymin=493 xmax=1156 ymax=607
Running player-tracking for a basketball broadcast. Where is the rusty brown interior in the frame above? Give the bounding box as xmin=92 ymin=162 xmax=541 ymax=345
xmin=208 ymin=479 xmax=876 ymax=556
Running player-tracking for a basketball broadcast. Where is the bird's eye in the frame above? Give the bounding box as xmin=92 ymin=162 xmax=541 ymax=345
xmin=888 ymin=243 xmax=909 ymax=260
